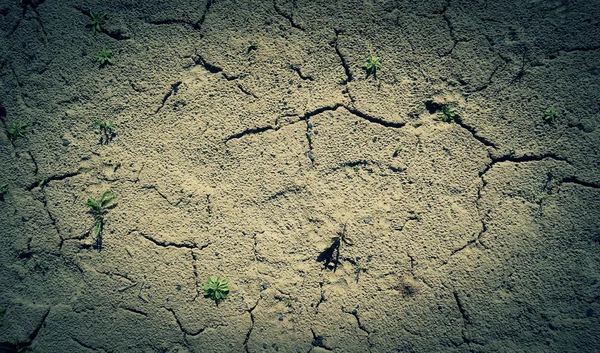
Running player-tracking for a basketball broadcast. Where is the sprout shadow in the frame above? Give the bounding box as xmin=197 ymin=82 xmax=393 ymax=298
xmin=316 ymin=239 xmax=341 ymax=272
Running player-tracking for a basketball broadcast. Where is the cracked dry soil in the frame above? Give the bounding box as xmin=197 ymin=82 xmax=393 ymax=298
xmin=1 ymin=0 xmax=600 ymax=352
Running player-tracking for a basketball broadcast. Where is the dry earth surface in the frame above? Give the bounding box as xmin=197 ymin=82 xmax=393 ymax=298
xmin=0 ymin=0 xmax=599 ymax=352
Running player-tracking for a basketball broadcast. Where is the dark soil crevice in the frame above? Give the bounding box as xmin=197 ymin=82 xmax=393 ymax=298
xmin=310 ymin=328 xmax=333 ymax=351
xmin=560 ymin=177 xmax=600 ymax=189
xmin=27 ymin=168 xmax=87 ymax=191
xmin=244 ymin=296 xmax=262 ymax=352
xmin=141 ymin=185 xmax=182 ymax=207
xmin=120 ymin=307 xmax=148 ymax=317
xmin=224 ymin=125 xmax=274 ymax=142
xmin=342 ymin=105 xmax=406 ymax=129
xmin=272 ymin=0 xmax=305 ymax=31
xmin=191 ymin=250 xmax=201 ymax=298
xmin=145 ymin=18 xmax=201 ymax=30
xmin=193 ymin=53 xmax=223 ymax=74
xmin=453 ymin=115 xmax=497 ymax=149
xmin=154 ymin=81 xmax=182 ymax=115
xmin=331 ymin=29 xmax=353 ymax=83
xmin=346 ymin=307 xmax=371 ymax=351
xmin=27 ymin=151 xmax=39 ymax=175
xmin=453 ymin=291 xmax=471 ymax=345
xmin=137 ymin=231 xmax=210 ymax=250
xmin=290 ymin=64 xmax=314 ymax=81
xmin=236 ymin=83 xmax=258 ymax=98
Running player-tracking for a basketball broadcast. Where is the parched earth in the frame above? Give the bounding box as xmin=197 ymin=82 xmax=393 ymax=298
xmin=0 ymin=0 xmax=599 ymax=352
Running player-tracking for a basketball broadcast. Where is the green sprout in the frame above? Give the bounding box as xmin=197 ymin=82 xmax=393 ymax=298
xmin=363 ymin=54 xmax=381 ymax=78
xmin=330 ymin=223 xmax=354 ymax=247
xmin=203 ymin=276 xmax=230 ymax=304
xmin=247 ymin=40 xmax=258 ymax=53
xmin=544 ymin=107 xmax=558 ymax=124
xmin=94 ymin=121 xmax=116 ymax=144
xmin=88 ymin=10 xmax=107 ymax=34
xmin=393 ymin=144 xmax=403 ymax=157
xmin=437 ymin=103 xmax=456 ymax=123
xmin=97 ymin=49 xmax=113 ymax=65
xmin=0 ymin=183 xmax=7 ymax=196
xmin=86 ymin=191 xmax=116 ymax=250
xmin=7 ymin=122 xmax=28 ymax=140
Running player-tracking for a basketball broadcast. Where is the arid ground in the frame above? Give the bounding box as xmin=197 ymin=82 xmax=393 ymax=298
xmin=1 ymin=0 xmax=599 ymax=352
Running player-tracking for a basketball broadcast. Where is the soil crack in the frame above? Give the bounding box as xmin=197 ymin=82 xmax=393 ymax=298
xmin=244 ymin=296 xmax=262 ymax=352
xmin=137 ymin=230 xmax=211 ymax=250
xmin=224 ymin=125 xmax=275 ymax=142
xmin=273 ymin=0 xmax=305 ymax=31
xmin=344 ymin=306 xmax=371 ymax=351
xmin=331 ymin=29 xmax=353 ymax=83
xmin=290 ymin=64 xmax=314 ymax=81
xmin=154 ymin=81 xmax=182 ymax=115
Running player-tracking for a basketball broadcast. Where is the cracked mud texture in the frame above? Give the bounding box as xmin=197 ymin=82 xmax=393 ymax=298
xmin=1 ymin=0 xmax=599 ymax=352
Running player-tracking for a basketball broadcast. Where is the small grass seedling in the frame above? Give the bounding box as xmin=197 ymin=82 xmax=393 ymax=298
xmin=203 ymin=276 xmax=229 ymax=305
xmin=544 ymin=107 xmax=558 ymax=124
xmin=247 ymin=40 xmax=258 ymax=53
xmin=437 ymin=103 xmax=456 ymax=123
xmin=393 ymin=144 xmax=403 ymax=157
xmin=0 ymin=183 xmax=7 ymax=201
xmin=87 ymin=190 xmax=116 ymax=250
xmin=94 ymin=120 xmax=116 ymax=144
xmin=97 ymin=48 xmax=113 ymax=66
xmin=330 ymin=223 xmax=354 ymax=247
xmin=7 ymin=122 xmax=28 ymax=140
xmin=88 ymin=10 xmax=107 ymax=34
xmin=363 ymin=54 xmax=381 ymax=78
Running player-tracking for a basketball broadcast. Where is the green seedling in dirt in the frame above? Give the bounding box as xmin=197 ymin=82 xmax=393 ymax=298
xmin=203 ymin=276 xmax=229 ymax=304
xmin=284 ymin=299 xmax=293 ymax=308
xmin=34 ymin=261 xmax=49 ymax=274
xmin=363 ymin=54 xmax=381 ymax=78
xmin=437 ymin=103 xmax=456 ymax=123
xmin=97 ymin=48 xmax=113 ymax=65
xmin=247 ymin=40 xmax=259 ymax=53
xmin=330 ymin=223 xmax=354 ymax=247
xmin=0 ymin=183 xmax=7 ymax=196
xmin=393 ymin=144 xmax=403 ymax=157
xmin=87 ymin=190 xmax=116 ymax=250
xmin=38 ymin=176 xmax=50 ymax=189
xmin=544 ymin=107 xmax=558 ymax=124
xmin=7 ymin=122 xmax=28 ymax=140
xmin=94 ymin=120 xmax=116 ymax=144
xmin=88 ymin=10 xmax=107 ymax=34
